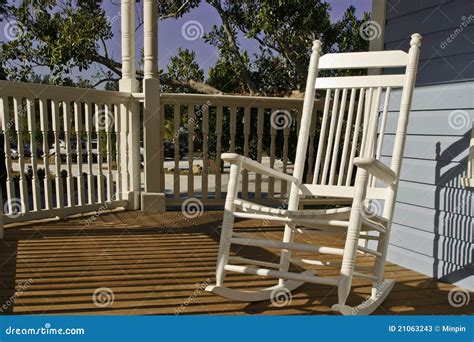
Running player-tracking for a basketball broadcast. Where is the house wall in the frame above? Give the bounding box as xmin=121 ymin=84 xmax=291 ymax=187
xmin=379 ymin=0 xmax=473 ymax=290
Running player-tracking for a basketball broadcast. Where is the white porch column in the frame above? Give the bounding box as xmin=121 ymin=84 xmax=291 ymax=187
xmin=141 ymin=0 xmax=165 ymax=211
xmin=120 ymin=0 xmax=140 ymax=209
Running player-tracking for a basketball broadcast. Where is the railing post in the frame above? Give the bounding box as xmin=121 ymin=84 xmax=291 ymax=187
xmin=141 ymin=0 xmax=165 ymax=211
xmin=120 ymin=0 xmax=140 ymax=209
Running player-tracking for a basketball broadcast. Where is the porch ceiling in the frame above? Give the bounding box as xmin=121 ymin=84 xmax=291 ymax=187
xmin=0 ymin=211 xmax=470 ymax=315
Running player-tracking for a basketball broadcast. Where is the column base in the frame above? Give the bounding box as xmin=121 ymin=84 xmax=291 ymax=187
xmin=141 ymin=192 xmax=166 ymax=212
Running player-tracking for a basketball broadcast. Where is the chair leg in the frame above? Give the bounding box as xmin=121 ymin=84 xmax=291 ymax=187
xmin=215 ymin=162 xmax=241 ymax=286
xmin=277 ymin=223 xmax=296 ymax=286
xmin=373 ymin=224 xmax=391 ymax=282
xmin=337 ymin=169 xmax=368 ymax=306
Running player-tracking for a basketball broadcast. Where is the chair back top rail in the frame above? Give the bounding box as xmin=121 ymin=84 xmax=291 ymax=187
xmin=318 ymin=50 xmax=408 ymax=70
xmin=315 ymin=75 xmax=406 ymax=89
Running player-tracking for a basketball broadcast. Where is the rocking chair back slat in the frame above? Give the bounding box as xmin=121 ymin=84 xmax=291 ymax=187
xmin=337 ymin=88 xmax=357 ymax=186
xmin=312 ymin=89 xmax=331 ymax=184
xmin=309 ymin=82 xmax=399 ymax=199
xmin=345 ymin=88 xmax=365 ymax=186
xmin=329 ymin=88 xmax=348 ymax=185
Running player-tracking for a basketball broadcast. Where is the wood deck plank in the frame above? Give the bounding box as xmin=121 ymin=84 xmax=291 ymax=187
xmin=0 ymin=211 xmax=471 ymax=315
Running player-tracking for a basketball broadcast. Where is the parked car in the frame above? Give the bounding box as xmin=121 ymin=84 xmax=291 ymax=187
xmin=49 ymin=139 xmax=80 ymax=162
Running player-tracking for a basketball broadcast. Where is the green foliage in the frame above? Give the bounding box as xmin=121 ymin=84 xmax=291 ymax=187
xmin=162 ymin=48 xmax=204 ymax=93
xmin=1 ymin=0 xmax=112 ymax=83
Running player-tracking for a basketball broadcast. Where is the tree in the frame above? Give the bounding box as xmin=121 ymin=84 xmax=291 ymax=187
xmin=1 ymin=0 xmax=369 ymax=95
xmin=205 ymin=1 xmax=369 ymax=94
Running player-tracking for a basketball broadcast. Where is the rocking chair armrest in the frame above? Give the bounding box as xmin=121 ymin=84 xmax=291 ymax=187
xmin=353 ymin=157 xmax=397 ymax=187
xmin=221 ymin=153 xmax=300 ymax=185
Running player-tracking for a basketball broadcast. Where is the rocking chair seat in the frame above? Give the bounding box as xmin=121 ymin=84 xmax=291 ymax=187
xmin=233 ymin=199 xmax=388 ymax=233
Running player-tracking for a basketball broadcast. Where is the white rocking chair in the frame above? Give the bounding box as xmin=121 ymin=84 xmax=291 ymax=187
xmin=206 ymin=34 xmax=422 ymax=315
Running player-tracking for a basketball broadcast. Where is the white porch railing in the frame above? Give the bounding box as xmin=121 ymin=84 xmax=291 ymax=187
xmin=158 ymin=93 xmax=324 ymax=207
xmin=0 ymin=80 xmax=135 ymax=224
xmin=0 ymin=79 xmax=327 ymax=225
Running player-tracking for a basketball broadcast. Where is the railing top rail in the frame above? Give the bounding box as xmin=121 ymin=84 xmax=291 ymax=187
xmin=0 ymin=80 xmax=133 ymax=103
xmin=160 ymin=92 xmax=323 ymax=109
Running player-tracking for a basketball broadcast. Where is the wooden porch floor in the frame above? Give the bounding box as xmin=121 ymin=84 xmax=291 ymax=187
xmin=0 ymin=210 xmax=471 ymax=315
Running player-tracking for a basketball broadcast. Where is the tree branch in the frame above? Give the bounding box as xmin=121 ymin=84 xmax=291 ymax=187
xmin=208 ymin=0 xmax=260 ymax=95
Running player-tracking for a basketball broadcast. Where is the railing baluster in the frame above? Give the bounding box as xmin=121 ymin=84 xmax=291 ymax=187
xmin=74 ymin=102 xmax=84 ymax=206
xmin=84 ymin=103 xmax=95 ymax=204
xmin=338 ymin=88 xmax=357 ymax=186
xmin=173 ymin=104 xmax=180 ymax=199
xmin=27 ymin=98 xmax=40 ymax=212
xmin=95 ymin=104 xmax=105 ymax=204
xmin=13 ymin=97 xmax=28 ymax=213
xmin=39 ymin=98 xmax=52 ymax=210
xmin=269 ymin=108 xmax=276 ymax=198
xmin=1 ymin=97 xmax=16 ymax=214
xmin=242 ymin=106 xmax=250 ymax=199
xmin=255 ymin=107 xmax=264 ymax=200
xmin=229 ymin=107 xmax=237 ymax=153
xmin=114 ymin=104 xmax=122 ymax=200
xmin=105 ymin=104 xmax=114 ymax=201
xmin=51 ymin=100 xmax=64 ymax=208
xmin=160 ymin=102 xmax=166 ymax=192
xmin=187 ymin=105 xmax=195 ymax=198
xmin=62 ymin=101 xmax=74 ymax=207
xmin=202 ymin=103 xmax=209 ymax=199
xmin=281 ymin=109 xmax=290 ymax=198
xmin=215 ymin=106 xmax=223 ymax=199
xmin=120 ymin=102 xmax=130 ymax=197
